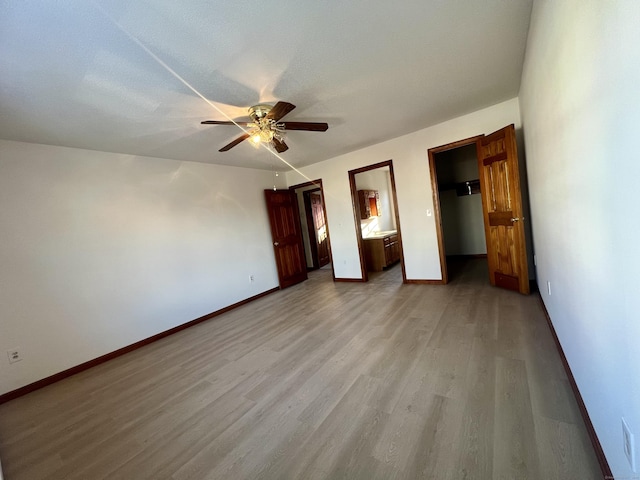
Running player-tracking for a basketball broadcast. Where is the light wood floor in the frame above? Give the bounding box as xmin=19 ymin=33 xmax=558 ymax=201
xmin=0 ymin=259 xmax=601 ymax=479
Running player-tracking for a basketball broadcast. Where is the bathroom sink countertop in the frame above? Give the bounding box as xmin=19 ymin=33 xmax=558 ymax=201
xmin=364 ymin=230 xmax=397 ymax=239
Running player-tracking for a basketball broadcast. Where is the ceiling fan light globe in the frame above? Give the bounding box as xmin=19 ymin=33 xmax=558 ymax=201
xmin=250 ymin=133 xmax=262 ymax=147
xmin=261 ymin=130 xmax=275 ymax=142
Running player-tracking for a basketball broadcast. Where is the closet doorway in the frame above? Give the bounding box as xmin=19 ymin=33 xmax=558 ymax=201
xmin=429 ymin=126 xmax=530 ymax=293
xmin=429 ymin=137 xmax=486 ymax=283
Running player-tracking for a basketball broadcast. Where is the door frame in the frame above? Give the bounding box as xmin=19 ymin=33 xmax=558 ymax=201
xmin=348 ymin=160 xmax=406 ymax=283
xmin=289 ymin=179 xmax=335 ymax=280
xmin=428 ymin=135 xmax=484 ymax=284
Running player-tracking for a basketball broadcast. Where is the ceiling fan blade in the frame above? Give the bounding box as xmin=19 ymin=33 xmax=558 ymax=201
xmin=219 ymin=133 xmax=250 ymax=152
xmin=280 ymin=121 xmax=329 ymax=132
xmin=272 ymin=137 xmax=289 ymax=153
xmin=201 ymin=120 xmax=252 ymax=126
xmin=266 ymin=101 xmax=296 ymax=121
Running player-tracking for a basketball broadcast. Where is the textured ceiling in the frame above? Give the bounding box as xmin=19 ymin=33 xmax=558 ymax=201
xmin=0 ymin=1 xmax=533 ymax=171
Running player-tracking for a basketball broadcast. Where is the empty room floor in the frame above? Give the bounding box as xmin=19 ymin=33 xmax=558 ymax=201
xmin=0 ymin=259 xmax=601 ymax=479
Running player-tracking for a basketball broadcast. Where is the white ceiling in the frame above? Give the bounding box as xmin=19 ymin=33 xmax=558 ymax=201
xmin=0 ymin=1 xmax=533 ymax=171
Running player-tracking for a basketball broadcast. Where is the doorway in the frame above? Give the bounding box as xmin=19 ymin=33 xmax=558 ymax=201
xmin=429 ymin=126 xmax=530 ymax=294
xmin=290 ymin=179 xmax=334 ymax=279
xmin=348 ymin=160 xmax=406 ymax=283
xmin=429 ymin=138 xmax=486 ymax=283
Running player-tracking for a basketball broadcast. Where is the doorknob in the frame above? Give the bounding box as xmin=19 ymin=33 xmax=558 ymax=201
xmin=273 ymin=242 xmax=279 ymax=246
xmin=510 ymin=217 xmax=525 ymax=222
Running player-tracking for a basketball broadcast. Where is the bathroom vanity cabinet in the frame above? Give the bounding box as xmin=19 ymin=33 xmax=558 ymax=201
xmin=363 ymin=232 xmax=400 ymax=272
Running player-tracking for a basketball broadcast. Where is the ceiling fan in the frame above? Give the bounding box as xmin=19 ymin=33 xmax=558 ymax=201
xmin=201 ymin=101 xmax=328 ymax=153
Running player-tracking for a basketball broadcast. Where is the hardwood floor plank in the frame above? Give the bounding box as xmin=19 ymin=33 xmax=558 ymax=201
xmin=0 ymin=259 xmax=602 ymax=480
xmin=493 ymin=356 xmax=541 ymax=479
xmin=455 ymin=337 xmax=496 ymax=479
xmin=534 ymin=415 xmax=601 ymax=479
xmin=402 ymin=394 xmax=465 ymax=480
xmin=120 ymin=383 xmax=258 ymax=479
xmin=372 ymin=402 xmax=432 ymax=471
xmin=296 ymin=336 xmax=385 ymax=427
xmin=274 ymin=374 xmax=391 ymax=479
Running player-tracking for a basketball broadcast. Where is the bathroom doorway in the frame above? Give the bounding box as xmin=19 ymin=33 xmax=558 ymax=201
xmin=348 ymin=160 xmax=405 ymax=283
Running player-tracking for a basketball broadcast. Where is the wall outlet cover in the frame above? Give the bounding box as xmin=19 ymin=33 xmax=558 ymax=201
xmin=623 ymin=417 xmax=637 ymax=472
xmin=7 ymin=349 xmax=22 ymax=364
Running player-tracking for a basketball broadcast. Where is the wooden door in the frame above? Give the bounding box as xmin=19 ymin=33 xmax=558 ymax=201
xmin=477 ymin=124 xmax=529 ymax=294
xmin=265 ymin=189 xmax=308 ymax=289
xmin=310 ymin=192 xmax=330 ymax=268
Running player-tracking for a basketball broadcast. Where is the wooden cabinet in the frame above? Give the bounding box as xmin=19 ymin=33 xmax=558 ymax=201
xmin=363 ymin=238 xmax=385 ymax=272
xmin=363 ymin=233 xmax=400 ymax=272
xmin=357 ymin=190 xmax=381 ymax=219
xmin=385 ymin=234 xmax=400 ymax=266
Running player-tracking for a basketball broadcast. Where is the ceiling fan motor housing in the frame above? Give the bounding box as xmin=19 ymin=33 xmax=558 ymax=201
xmin=248 ymin=104 xmax=273 ymax=121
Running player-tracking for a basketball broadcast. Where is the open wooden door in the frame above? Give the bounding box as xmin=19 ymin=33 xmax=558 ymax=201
xmin=307 ymin=190 xmax=330 ymax=268
xmin=477 ymin=124 xmax=529 ymax=294
xmin=265 ymin=189 xmax=308 ymax=289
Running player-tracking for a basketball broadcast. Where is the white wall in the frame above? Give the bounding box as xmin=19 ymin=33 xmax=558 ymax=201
xmin=519 ymin=0 xmax=640 ymax=476
xmin=0 ymin=139 xmax=284 ymax=395
xmin=286 ymin=98 xmax=521 ymax=280
xmin=439 ymin=192 xmax=486 ymax=256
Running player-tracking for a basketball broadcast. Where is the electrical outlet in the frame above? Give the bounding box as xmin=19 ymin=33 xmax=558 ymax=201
xmin=249 ymin=275 xmax=255 ymax=282
xmin=547 ymin=281 xmax=552 ymax=296
xmin=7 ymin=348 xmax=22 ymax=364
xmin=623 ymin=417 xmax=637 ymax=472
xmin=534 ymin=254 xmax=537 ymax=266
